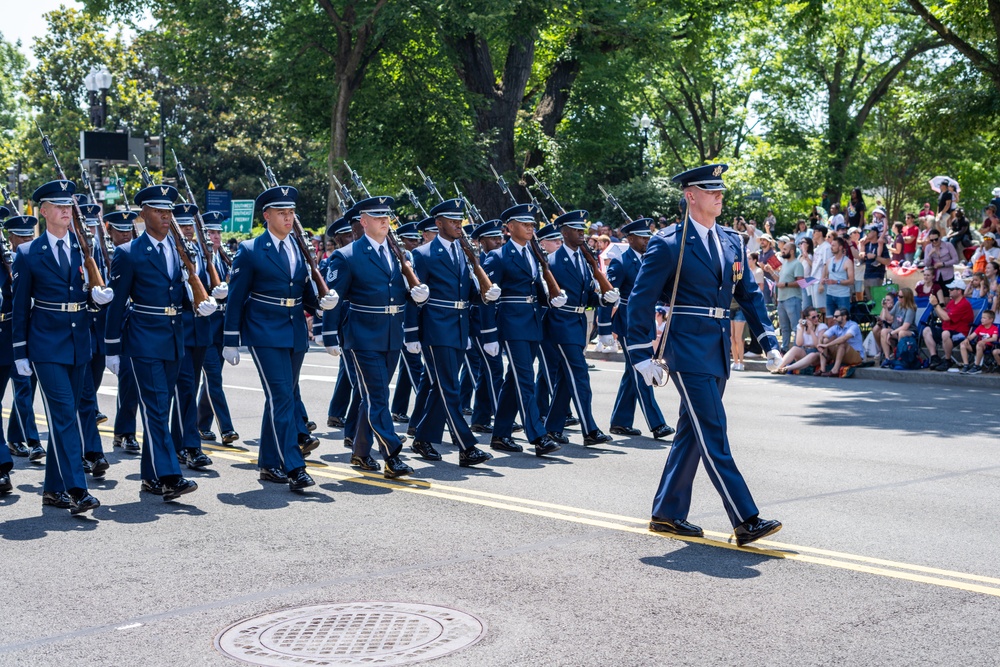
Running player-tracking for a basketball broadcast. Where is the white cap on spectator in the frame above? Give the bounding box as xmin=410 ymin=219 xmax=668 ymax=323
xmin=847 ymin=226 xmax=860 ymax=235
xmin=984 ymin=232 xmax=998 ymax=241
xmin=872 ymin=206 xmax=887 ymax=217
xmin=993 ymin=187 xmax=1000 ymax=197
xmin=946 ymin=277 xmax=966 ymax=290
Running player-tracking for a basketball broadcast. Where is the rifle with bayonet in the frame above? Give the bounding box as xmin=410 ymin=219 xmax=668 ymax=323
xmin=78 ymin=160 xmax=114 ymax=271
xmin=110 ymin=167 xmax=138 ymax=238
xmin=0 ymin=184 xmax=19 ymax=280
xmin=490 ymin=164 xmax=561 ymax=301
xmin=35 ymin=123 xmax=105 ymax=289
xmin=342 ymin=161 xmax=420 ymax=290
xmin=173 ymin=150 xmax=224 ymax=284
xmin=257 ymin=156 xmax=329 ymax=299
xmin=598 ymin=184 xmax=634 ymax=223
xmin=453 ymin=183 xmax=486 ymax=226
xmin=403 ymin=184 xmax=429 ymax=218
xmin=133 ymin=154 xmax=211 ymax=308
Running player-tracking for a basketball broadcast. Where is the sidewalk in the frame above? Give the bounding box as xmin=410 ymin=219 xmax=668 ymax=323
xmin=584 ymin=345 xmax=1000 ymax=388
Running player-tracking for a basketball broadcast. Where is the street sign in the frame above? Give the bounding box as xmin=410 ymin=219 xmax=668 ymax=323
xmin=206 ymin=189 xmax=231 ymax=214
xmin=104 ymin=183 xmax=120 ymax=205
xmin=228 ymin=200 xmax=255 ymax=233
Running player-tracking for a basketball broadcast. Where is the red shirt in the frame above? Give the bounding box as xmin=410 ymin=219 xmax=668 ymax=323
xmin=943 ymin=297 xmax=974 ymax=334
xmin=972 ymin=323 xmax=998 ymax=342
xmin=901 ymin=224 xmax=919 ymax=253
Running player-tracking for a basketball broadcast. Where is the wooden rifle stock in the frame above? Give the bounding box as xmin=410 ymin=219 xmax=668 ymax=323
xmin=528 ymin=238 xmax=561 ymax=302
xmin=192 ymin=211 xmax=222 ymax=289
xmin=166 ymin=215 xmax=210 ymax=308
xmin=458 ymin=232 xmax=492 ymax=300
xmin=386 ymin=230 xmax=422 ymax=290
xmin=580 ymin=243 xmax=615 ymax=294
xmin=69 ymin=203 xmax=107 ymax=289
xmin=290 ymin=215 xmax=329 ymax=299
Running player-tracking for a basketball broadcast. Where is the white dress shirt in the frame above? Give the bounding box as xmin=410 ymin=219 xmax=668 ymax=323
xmin=45 ymin=230 xmax=72 ymax=268
xmin=690 ymin=217 xmax=725 ymax=274
xmin=268 ymin=230 xmax=298 ymax=275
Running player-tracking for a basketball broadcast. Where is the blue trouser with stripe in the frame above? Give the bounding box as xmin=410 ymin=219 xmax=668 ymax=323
xmin=493 ymin=340 xmax=545 ymax=443
xmin=390 ymin=348 xmax=423 ymax=416
xmin=79 ymin=366 xmax=105 ymax=457
xmin=132 ymin=357 xmax=184 ymax=482
xmin=414 ymin=345 xmax=478 ymax=450
xmin=33 ymin=361 xmax=89 ymax=494
xmin=544 ymin=343 xmax=598 ymax=435
xmin=114 ymin=356 xmax=140 ymax=436
xmin=7 ymin=372 xmax=39 ymax=445
xmin=249 ymin=346 xmax=307 ymax=474
xmin=171 ymin=346 xmax=208 ymax=454
xmin=610 ymin=336 xmax=666 ymax=431
xmin=348 ymin=349 xmax=402 ymax=461
xmin=0 ymin=366 xmax=11 ymax=474
xmin=328 ymin=360 xmax=352 ymax=419
xmin=197 ymin=344 xmax=234 ymax=433
xmin=459 ymin=352 xmax=474 ymax=411
xmin=470 ymin=336 xmax=503 ymax=426
xmin=652 ymin=372 xmax=759 ymax=528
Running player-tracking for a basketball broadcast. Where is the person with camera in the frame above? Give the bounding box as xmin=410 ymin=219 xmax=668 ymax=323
xmin=770 ymin=307 xmax=828 ymax=374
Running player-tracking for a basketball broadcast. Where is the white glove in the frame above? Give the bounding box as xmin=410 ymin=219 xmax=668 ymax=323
xmin=15 ymin=359 xmax=32 ymax=377
xmin=483 ymin=342 xmax=500 ymax=357
xmin=766 ymin=349 xmax=783 ymax=372
xmin=466 ymin=338 xmax=472 ymax=350
xmin=319 ymin=291 xmax=340 ymax=310
xmin=326 ymin=345 xmax=342 ymax=357
xmin=602 ymin=288 xmax=621 ymax=305
xmin=484 ymin=284 xmax=501 ymax=302
xmin=222 ymin=347 xmax=240 ymax=366
xmin=211 ymin=283 xmax=229 ymax=300
xmin=598 ymin=334 xmax=615 ymax=348
xmin=105 ymin=355 xmax=120 ymax=376
xmin=405 ymin=341 xmax=421 ymax=355
xmin=91 ymin=286 xmax=114 ymax=305
xmin=410 ymin=284 xmax=430 ymax=303
xmin=634 ymin=359 xmax=667 ymax=387
xmin=550 ymin=290 xmax=568 ymax=308
xmin=197 ymin=297 xmax=218 ymax=317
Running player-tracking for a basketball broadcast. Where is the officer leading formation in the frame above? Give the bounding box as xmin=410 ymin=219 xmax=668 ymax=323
xmin=0 ymin=157 xmax=782 ymax=547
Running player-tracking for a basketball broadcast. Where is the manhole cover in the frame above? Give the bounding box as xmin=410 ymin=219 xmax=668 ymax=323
xmin=215 ymin=601 xmax=486 ymax=666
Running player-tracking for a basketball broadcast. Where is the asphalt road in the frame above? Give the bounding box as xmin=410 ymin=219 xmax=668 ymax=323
xmin=2 ymin=347 xmax=999 ymax=666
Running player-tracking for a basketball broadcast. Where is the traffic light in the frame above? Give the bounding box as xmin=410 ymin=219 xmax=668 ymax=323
xmin=5 ymin=166 xmax=16 ymax=194
xmin=145 ymin=135 xmax=163 ymax=170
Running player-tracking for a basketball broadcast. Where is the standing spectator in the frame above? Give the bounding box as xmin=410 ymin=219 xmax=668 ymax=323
xmin=745 ymin=219 xmax=763 ymax=253
xmin=861 ymin=223 xmax=891 ymax=299
xmin=748 ymin=251 xmax=765 ymax=296
xmin=922 ymin=278 xmax=974 ymax=371
xmin=958 ymin=310 xmax=998 ymax=374
xmin=923 ymin=229 xmax=959 ymax=284
xmin=915 ymin=267 xmax=946 ymax=302
xmin=936 ymin=179 xmax=954 ymax=233
xmin=890 ymin=222 xmax=905 ymax=263
xmin=991 ymin=187 xmax=1000 ymax=214
xmin=829 ymin=203 xmax=846 ymax=231
xmin=798 ymin=237 xmax=814 ymax=309
xmin=846 ymin=188 xmax=867 ymax=230
xmin=811 ymin=225 xmax=831 ymax=316
xmin=879 ymin=287 xmax=917 ymax=365
xmin=817 ymin=308 xmax=864 ymax=376
xmin=970 ymin=233 xmax=1000 ymax=273
xmin=919 ymin=202 xmax=934 ymax=220
xmin=793 ymin=219 xmax=810 ymax=244
xmin=916 ymin=215 xmax=935 ymax=261
xmin=945 ymin=208 xmax=971 ymax=255
xmin=823 ymin=236 xmax=854 ymax=323
xmin=765 ymin=209 xmax=777 ymax=233
xmin=980 ymin=205 xmax=999 ymax=236
xmin=901 ymin=213 xmax=919 ymax=263
xmin=596 ymin=234 xmax=611 ymax=253
xmin=809 ymin=206 xmax=823 ymax=227
xmin=772 ymin=307 xmax=828 ymax=373
xmin=774 ymin=240 xmax=805 ymax=351
xmin=758 ymin=236 xmax=779 ymax=304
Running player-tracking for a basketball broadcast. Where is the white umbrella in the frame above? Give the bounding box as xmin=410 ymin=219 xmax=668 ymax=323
xmin=929 ymin=176 xmax=960 ymax=193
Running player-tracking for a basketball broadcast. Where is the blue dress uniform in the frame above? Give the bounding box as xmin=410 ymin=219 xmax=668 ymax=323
xmin=399 ymin=216 xmax=438 ymax=432
xmin=403 ymin=200 xmax=495 ymax=467
xmin=541 ymin=211 xmax=614 ymax=445
xmin=481 ymin=204 xmax=562 ymax=456
xmin=468 ymin=220 xmax=505 ymax=430
xmin=12 ymin=180 xmax=102 ymax=513
xmin=531 ymin=224 xmax=564 ymax=420
xmin=104 ymin=211 xmax=141 ymax=454
xmin=196 ymin=211 xmax=237 ymax=443
xmin=2 ymin=216 xmax=43 ymax=461
xmin=324 ymin=196 xmax=418 ymax=478
xmin=0 ymin=209 xmax=14 ymax=490
xmin=105 ymin=184 xmax=201 ymax=501
xmin=390 ymin=222 xmax=425 ymax=420
xmin=169 ymin=204 xmax=216 ymax=468
xmin=223 ymin=185 xmax=331 ymax=490
xmin=626 ymin=164 xmax=782 ymax=545
xmin=603 ymin=220 xmax=672 ymax=438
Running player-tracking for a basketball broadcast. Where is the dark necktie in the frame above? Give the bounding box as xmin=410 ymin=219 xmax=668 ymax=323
xmin=450 ymin=242 xmax=461 ymax=273
xmin=56 ymin=239 xmax=70 ymax=280
xmin=574 ymin=250 xmax=584 ymax=278
xmin=522 ymin=247 xmax=533 ymax=277
xmin=379 ymin=245 xmax=391 ymax=273
xmin=279 ymin=240 xmax=291 ymax=274
xmin=707 ymin=228 xmax=721 ymax=279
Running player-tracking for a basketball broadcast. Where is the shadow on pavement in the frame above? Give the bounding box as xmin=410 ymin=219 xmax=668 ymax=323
xmin=0 ymin=511 xmax=101 ymax=540
xmin=92 ymin=498 xmax=209 ymax=523
xmin=217 ymin=487 xmax=335 ymax=509
xmin=639 ymin=542 xmax=770 ymax=579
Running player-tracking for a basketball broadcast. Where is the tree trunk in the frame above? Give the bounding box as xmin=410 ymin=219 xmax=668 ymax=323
xmin=523 ymin=54 xmax=581 ymax=171
xmin=326 ymin=77 xmax=353 ymax=224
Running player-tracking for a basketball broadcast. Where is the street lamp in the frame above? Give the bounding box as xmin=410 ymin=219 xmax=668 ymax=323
xmin=638 ymin=112 xmax=651 ymax=175
xmin=84 ymin=65 xmax=113 ymax=129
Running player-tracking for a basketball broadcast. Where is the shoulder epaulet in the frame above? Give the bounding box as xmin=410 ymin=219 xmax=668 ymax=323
xmin=17 ymin=239 xmax=37 ymax=254
xmin=717 ymin=225 xmax=739 ymax=238
xmin=655 ymin=224 xmax=681 ymax=238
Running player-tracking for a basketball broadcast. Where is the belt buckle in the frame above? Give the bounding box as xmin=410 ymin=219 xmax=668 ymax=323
xmin=165 ymin=306 xmax=177 ymax=316
xmin=68 ymin=303 xmax=82 ymax=312
xmin=280 ymin=298 xmax=296 ymax=307
xmin=710 ymin=307 xmax=725 ymax=318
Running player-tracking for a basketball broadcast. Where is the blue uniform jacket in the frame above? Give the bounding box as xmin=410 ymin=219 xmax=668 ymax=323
xmin=180 ymin=246 xmax=214 ymax=348
xmin=482 ymin=241 xmax=547 ymax=342
xmin=626 ymin=223 xmax=776 ymax=378
xmin=223 ymin=232 xmax=319 ymax=353
xmin=12 ymin=232 xmax=92 ymax=364
xmin=205 ymin=253 xmax=229 ymax=347
xmin=0 ymin=265 xmax=13 ymax=366
xmin=89 ymin=245 xmax=110 ymax=357
xmin=105 ymin=232 xmax=189 ymax=361
xmin=470 ymin=251 xmax=498 ymax=342
xmin=324 ymin=236 xmax=410 ymax=352
xmin=543 ymin=245 xmax=601 ymax=345
xmin=602 ymin=248 xmax=643 ymax=338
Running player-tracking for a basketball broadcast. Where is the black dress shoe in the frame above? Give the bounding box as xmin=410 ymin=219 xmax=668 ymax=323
xmin=113 ymin=434 xmax=123 ymax=448
xmin=176 ymin=451 xmax=187 ymax=465
xmin=609 ymin=425 xmax=641 ymax=436
xmin=305 ymin=420 xmax=317 ymax=433
xmin=583 ymin=430 xmax=612 ymax=446
xmin=344 ymin=436 xmax=354 ymax=450
xmin=410 ymin=440 xmax=442 ymax=461
xmin=121 ymin=435 xmax=140 ymax=454
xmin=86 ymin=455 xmax=110 ymax=478
xmin=391 ymin=413 xmax=410 ymax=423
xmin=350 ymin=455 xmax=381 ymax=471
xmin=470 ymin=423 xmax=493 ymax=434
xmin=288 ymin=467 xmax=316 ymax=491
xmin=532 ymin=435 xmax=562 ymax=457
xmin=42 ymin=491 xmax=72 ymax=508
xmin=184 ymin=449 xmax=213 ymax=469
xmin=141 ymin=479 xmax=164 ymax=495
xmin=221 ymin=430 xmax=240 ymax=445
xmin=461 ymin=407 xmax=474 ymax=416
xmin=163 ymin=478 xmax=198 ymax=502
xmin=298 ymin=433 xmax=320 ymax=456
xmin=69 ymin=492 xmax=100 ymax=515
xmin=512 ymin=423 xmax=524 ymax=432
xmin=649 ymin=517 xmax=703 ymax=537
xmin=260 ymin=466 xmax=289 ymax=483
xmin=28 ymin=444 xmax=45 ymax=462
xmin=459 ymin=447 xmax=493 ymax=467
xmin=384 ymin=455 xmax=414 ymax=479
xmin=8 ymin=442 xmax=29 ymax=457
xmin=199 ymin=430 xmax=217 ymax=442
xmin=734 ymin=516 xmax=782 ymax=546
xmin=564 ymin=416 xmax=580 ymax=428
xmin=546 ymin=431 xmax=569 ymax=445
xmin=0 ymin=473 xmax=12 ymax=494
xmin=652 ymin=424 xmax=676 ymax=439
xmin=490 ymin=437 xmax=523 ymax=453
xmin=399 ymin=434 xmax=408 ymax=445
xmin=406 ymin=426 xmax=416 ymax=437
xmin=327 ymin=416 xmax=345 ymax=428
xmin=95 ymin=411 xmax=108 ymax=425
xmin=82 ymin=458 xmax=92 ymax=474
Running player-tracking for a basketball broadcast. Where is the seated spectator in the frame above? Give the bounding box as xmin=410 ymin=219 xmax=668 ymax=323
xmin=966 ymin=272 xmax=989 ymax=299
xmin=772 ymin=307 xmax=828 ymax=374
xmin=958 ymin=310 xmax=998 ymax=374
xmin=970 ymin=232 xmax=1000 ymax=273
xmin=980 ymin=205 xmax=999 ymax=236
xmin=871 ymin=292 xmax=897 ymax=358
xmin=986 ymin=260 xmax=1000 ymax=312
xmin=922 ymin=277 xmax=974 ymax=371
xmin=915 ymin=266 xmax=945 ymax=302
xmin=915 ymin=215 xmax=935 ymax=261
xmin=945 ymin=207 xmax=972 ymax=254
xmin=817 ymin=308 xmax=864 ymax=376
xmin=901 ymin=214 xmax=919 ymax=263
xmin=878 ymin=287 xmax=917 ymax=366
xmin=861 ymin=223 xmax=890 ymax=299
